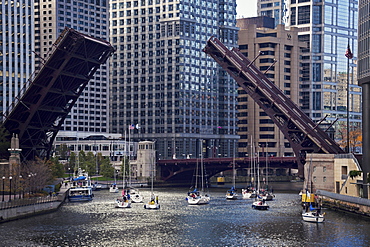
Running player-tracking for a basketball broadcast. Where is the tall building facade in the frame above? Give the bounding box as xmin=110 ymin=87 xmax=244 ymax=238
xmin=236 ymin=17 xmax=302 ymax=157
xmin=358 ymin=1 xmax=370 ymax=198
xmin=34 ymin=0 xmax=111 ymax=139
xmin=110 ymin=0 xmax=239 ymax=159
xmin=0 ymin=1 xmax=35 ymax=116
xmin=258 ymin=0 xmax=360 ymax=150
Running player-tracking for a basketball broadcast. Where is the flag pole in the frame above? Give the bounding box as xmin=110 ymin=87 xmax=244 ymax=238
xmin=347 ymin=48 xmax=350 ymax=153
xmin=345 ymin=43 xmax=353 ymax=153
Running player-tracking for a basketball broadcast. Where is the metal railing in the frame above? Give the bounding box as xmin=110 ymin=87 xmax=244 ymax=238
xmin=0 ymin=194 xmax=65 ymax=210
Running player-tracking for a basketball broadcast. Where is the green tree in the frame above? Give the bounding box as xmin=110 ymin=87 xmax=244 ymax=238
xmin=84 ymin=151 xmax=97 ymax=175
xmin=49 ymin=156 xmax=65 ymax=178
xmin=78 ymin=150 xmax=87 ymax=171
xmin=69 ymin=152 xmax=77 ymax=174
xmin=100 ymin=157 xmax=114 ymax=178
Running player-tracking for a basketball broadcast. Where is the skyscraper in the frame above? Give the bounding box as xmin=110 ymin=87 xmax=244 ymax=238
xmin=258 ymin=0 xmax=360 ymax=149
xmin=358 ymin=1 xmax=369 ymax=198
xmin=34 ymin=0 xmax=111 ymax=138
xmin=0 ymin=1 xmax=35 ymax=116
xmin=110 ymin=0 xmax=239 ymax=159
xmin=236 ymin=17 xmax=302 ymax=158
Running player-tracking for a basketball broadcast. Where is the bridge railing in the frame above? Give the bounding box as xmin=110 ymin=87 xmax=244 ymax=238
xmin=2 ymin=28 xmax=70 ymax=121
xmin=0 ymin=194 xmax=65 ymax=210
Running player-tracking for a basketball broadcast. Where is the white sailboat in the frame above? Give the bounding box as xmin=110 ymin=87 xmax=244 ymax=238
xmin=109 ymin=169 xmax=119 ymax=193
xmin=127 ymin=128 xmax=143 ymax=203
xmin=252 ymin=142 xmax=269 ymax=210
xmin=302 ymin=155 xmax=325 ymax=222
xmin=187 ymin=139 xmax=210 ymax=205
xmin=260 ymin=144 xmax=275 ymax=201
xmin=115 ymin=155 xmax=131 ymax=208
xmin=242 ymin=137 xmax=257 ymax=199
xmin=226 ymin=147 xmax=238 ymax=200
xmin=144 ymin=142 xmax=160 ymax=210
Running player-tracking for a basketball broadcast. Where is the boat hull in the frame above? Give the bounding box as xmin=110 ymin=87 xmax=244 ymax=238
xmin=131 ymin=194 xmax=143 ymax=203
xmin=68 ymin=195 xmax=93 ymax=202
xmin=261 ymin=194 xmax=274 ymax=201
xmin=302 ymin=212 xmax=325 ymax=223
xmin=242 ymin=189 xmax=256 ymax=199
xmin=226 ymin=194 xmax=238 ymax=200
xmin=109 ymin=188 xmax=119 ymax=193
xmin=116 ymin=199 xmax=131 ymax=208
xmin=187 ymin=196 xmax=210 ymax=205
xmin=144 ymin=203 xmax=160 ymax=209
xmin=252 ymin=201 xmax=269 ymax=210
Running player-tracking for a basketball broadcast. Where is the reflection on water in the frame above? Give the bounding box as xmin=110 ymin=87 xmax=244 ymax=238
xmin=0 ymin=187 xmax=370 ymax=247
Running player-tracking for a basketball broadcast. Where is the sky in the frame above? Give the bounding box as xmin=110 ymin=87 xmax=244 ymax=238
xmin=236 ymin=0 xmax=257 ymax=18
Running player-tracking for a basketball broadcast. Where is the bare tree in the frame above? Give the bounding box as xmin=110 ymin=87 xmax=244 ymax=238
xmin=22 ymin=157 xmax=53 ymax=196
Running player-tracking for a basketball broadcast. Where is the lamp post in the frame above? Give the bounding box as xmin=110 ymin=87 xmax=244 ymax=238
xmin=19 ymin=175 xmax=22 ymax=199
xmin=28 ymin=174 xmax=31 ymax=196
xmin=2 ymin=176 xmax=5 ymax=201
xmin=68 ymin=167 xmax=71 ymax=180
xmin=9 ymin=176 xmax=12 ymax=202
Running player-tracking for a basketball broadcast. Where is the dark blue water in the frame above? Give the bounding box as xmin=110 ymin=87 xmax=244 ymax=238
xmin=0 ymin=187 xmax=369 ymax=247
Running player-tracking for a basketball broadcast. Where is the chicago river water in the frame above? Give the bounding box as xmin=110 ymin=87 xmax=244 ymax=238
xmin=0 ymin=186 xmax=370 ymax=247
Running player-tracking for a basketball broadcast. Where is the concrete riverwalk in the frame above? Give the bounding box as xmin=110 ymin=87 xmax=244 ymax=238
xmin=0 ymin=183 xmax=69 ymax=223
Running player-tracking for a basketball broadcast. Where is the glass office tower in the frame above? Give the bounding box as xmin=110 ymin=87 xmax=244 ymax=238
xmin=259 ymin=0 xmax=360 ymax=150
xmin=0 ymin=1 xmax=35 ymax=116
xmin=34 ymin=0 xmax=111 ymax=138
xmin=110 ymin=0 xmax=239 ymax=159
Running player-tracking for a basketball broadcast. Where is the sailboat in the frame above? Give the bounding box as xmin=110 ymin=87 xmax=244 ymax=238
xmin=109 ymin=169 xmax=119 ymax=193
xmin=126 ymin=129 xmax=143 ymax=203
xmin=242 ymin=137 xmax=257 ymax=199
xmin=226 ymin=148 xmax=238 ymax=200
xmin=252 ymin=143 xmax=269 ymax=210
xmin=115 ymin=156 xmax=131 ymax=208
xmin=260 ymin=144 xmax=274 ymax=201
xmin=187 ymin=140 xmax=210 ymax=205
xmin=301 ymin=155 xmax=325 ymax=222
xmin=144 ymin=143 xmax=160 ymax=209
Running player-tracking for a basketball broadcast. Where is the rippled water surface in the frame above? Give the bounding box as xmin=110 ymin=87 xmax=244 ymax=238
xmin=1 ymin=187 xmax=370 ymax=247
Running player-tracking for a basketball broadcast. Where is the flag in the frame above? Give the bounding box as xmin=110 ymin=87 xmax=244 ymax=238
xmin=345 ymin=44 xmax=353 ymax=59
xmin=135 ymin=124 xmax=141 ymax=129
xmin=129 ymin=124 xmax=135 ymax=130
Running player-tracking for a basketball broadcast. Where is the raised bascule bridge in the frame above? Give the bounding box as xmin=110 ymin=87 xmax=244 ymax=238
xmin=2 ymin=27 xmax=115 ymax=161
xmin=202 ymin=37 xmax=345 ymax=177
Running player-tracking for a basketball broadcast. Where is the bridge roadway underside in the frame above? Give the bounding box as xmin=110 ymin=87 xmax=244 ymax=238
xmin=158 ymin=156 xmax=297 ymax=183
xmin=2 ymin=28 xmax=114 ymax=161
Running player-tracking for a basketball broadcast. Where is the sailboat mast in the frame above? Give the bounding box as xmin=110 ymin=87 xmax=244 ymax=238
xmin=200 ymin=139 xmax=204 ymax=192
xmin=266 ymin=142 xmax=268 ymax=189
xmin=128 ymin=127 xmax=132 ymax=187
xmin=151 ymin=142 xmax=155 ymax=195
xmin=233 ymin=140 xmax=236 ymax=188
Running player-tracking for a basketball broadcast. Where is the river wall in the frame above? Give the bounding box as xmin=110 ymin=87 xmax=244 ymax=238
xmin=0 ymin=190 xmax=67 ymax=223
xmin=317 ymin=190 xmax=370 ymax=217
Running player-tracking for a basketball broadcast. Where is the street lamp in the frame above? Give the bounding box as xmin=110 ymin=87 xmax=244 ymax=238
xmin=28 ymin=174 xmax=31 ymax=196
xmin=9 ymin=176 xmax=12 ymax=202
xmin=68 ymin=167 xmax=71 ymax=180
xmin=19 ymin=175 xmax=22 ymax=199
xmin=2 ymin=176 xmax=5 ymax=201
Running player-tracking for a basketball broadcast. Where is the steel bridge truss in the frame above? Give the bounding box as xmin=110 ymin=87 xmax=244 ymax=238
xmin=2 ymin=27 xmax=115 ymax=161
xmin=203 ymin=37 xmax=344 ymax=175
